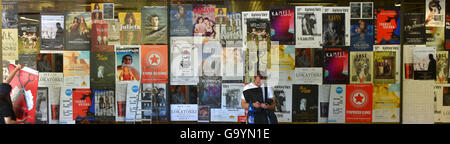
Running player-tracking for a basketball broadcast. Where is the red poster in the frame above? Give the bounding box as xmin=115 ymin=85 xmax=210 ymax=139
xmin=141 ymin=45 xmax=168 ymax=83
xmin=8 ymin=64 xmax=39 ymax=124
xmin=72 ymin=88 xmax=93 ymax=121
xmin=345 ymin=84 xmax=373 ymax=123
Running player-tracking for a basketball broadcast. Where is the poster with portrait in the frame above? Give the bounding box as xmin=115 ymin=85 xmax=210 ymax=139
xmin=59 ymin=87 xmax=75 ymax=124
xmin=19 ymin=54 xmax=37 ymax=70
xmin=18 ymin=14 xmax=40 ymax=54
xmin=242 ymin=11 xmax=270 ymax=50
xmin=202 ymin=40 xmax=222 ymax=76
xmin=103 ymin=3 xmax=114 ymax=20
xmin=350 ymin=19 xmax=373 ymax=51
xmin=345 ymin=84 xmax=373 ymax=123
xmin=41 ymin=14 xmax=64 ymax=50
xmin=198 ymin=105 xmax=210 ymax=122
xmin=119 ymin=12 xmax=141 ymax=45
xmin=292 ymin=85 xmax=318 ymax=122
xmin=48 ymin=87 xmax=61 ymax=124
xmin=142 ymin=83 xmax=168 ymax=121
xmin=221 ymin=83 xmax=244 ymax=109
xmin=425 ymin=0 xmax=445 ymax=27
xmin=222 ymin=44 xmax=244 ymax=82
xmin=2 ymin=29 xmax=18 ymax=60
xmin=374 ymin=7 xmax=401 ymax=45
xmin=107 ymin=19 xmax=120 ymax=46
xmin=327 ymin=85 xmax=346 ymax=123
xmin=199 ymin=77 xmax=222 ymax=109
xmin=91 ymin=3 xmax=103 ymax=20
xmin=436 ymin=51 xmax=448 ymax=84
xmin=2 ymin=2 xmax=18 ymax=29
xmin=170 ymin=104 xmax=198 ymax=121
xmin=413 ymin=46 xmax=436 ymax=80
xmin=72 ymin=88 xmax=94 ymax=122
xmin=374 ymin=45 xmax=400 ymax=84
xmin=115 ymin=84 xmax=127 ymax=122
xmin=323 ymin=47 xmax=349 ymax=84
xmin=170 ymin=37 xmax=200 ymax=85
xmin=35 ymin=87 xmax=48 ymax=124
xmin=404 ymin=12 xmax=425 ymax=45
xmin=318 ymin=85 xmax=331 ymax=123
xmin=295 ymin=6 xmax=322 ymax=48
xmin=193 ymin=4 xmax=216 ymax=37
xmin=170 ymin=4 xmax=193 ymax=36
xmin=90 ymin=52 xmax=115 ymax=88
xmin=350 ymin=51 xmax=373 ymax=84
xmin=115 ymin=45 xmax=141 ymax=83
xmin=215 ymin=7 xmax=227 ymax=41
xmin=294 ymin=48 xmax=322 ymax=84
xmin=65 ymin=12 xmax=92 ymax=50
xmin=141 ymin=45 xmax=168 ymax=84
xmin=141 ymin=6 xmax=168 ymax=44
xmin=270 ymin=6 xmax=295 ymax=45
xmin=37 ymin=52 xmax=64 ymax=73
xmin=273 ymin=85 xmax=292 ymax=122
xmin=322 ymin=7 xmax=350 ymax=47
xmin=93 ymin=88 xmax=115 ymax=122
xmin=63 ymin=51 xmax=90 ymax=88
xmin=373 ymin=84 xmax=400 ymax=122
xmin=426 ymin=26 xmax=445 ymax=50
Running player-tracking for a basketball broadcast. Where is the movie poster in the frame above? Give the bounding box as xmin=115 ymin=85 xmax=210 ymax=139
xmin=72 ymin=88 xmax=94 ymax=122
xmin=318 ymin=85 xmax=331 ymax=123
xmin=273 ymin=85 xmax=292 ymax=122
xmin=170 ymin=37 xmax=200 ymax=85
xmin=18 ymin=14 xmax=40 ymax=54
xmin=198 ymin=105 xmax=210 ymax=122
xmin=107 ymin=19 xmax=120 ymax=46
xmin=221 ymin=83 xmax=244 ymax=109
xmin=270 ymin=6 xmax=295 ymax=45
xmin=434 ymin=86 xmax=450 ymax=122
xmin=245 ymin=17 xmax=270 ymax=83
xmin=345 ymin=84 xmax=373 ymax=123
xmin=41 ymin=14 xmax=64 ymax=50
xmin=141 ymin=45 xmax=168 ymax=84
xmin=242 ymin=11 xmax=270 ymax=50
xmin=322 ymin=7 xmax=350 ymax=47
xmin=425 ymin=0 xmax=445 ymax=27
xmin=38 ymin=73 xmax=63 ymax=87
xmin=169 ymin=85 xmax=199 ymax=104
xmin=193 ymin=4 xmax=216 ymax=37
xmin=2 ymin=2 xmax=18 ymax=28
xmin=436 ymin=51 xmax=448 ymax=83
xmin=413 ymin=46 xmax=436 ymax=80
xmin=224 ymin=12 xmax=242 ymax=43
xmin=327 ymin=85 xmax=346 ymax=123
xmin=125 ymin=82 xmax=141 ymax=121
xmin=48 ymin=87 xmax=61 ymax=124
xmin=350 ymin=2 xmax=361 ymax=19
xmin=292 ymin=85 xmax=318 ymax=122
xmin=9 ymin=64 xmax=39 ymax=124
xmin=37 ymin=52 xmax=64 ymax=73
xmin=374 ymin=45 xmax=400 ymax=83
xmin=115 ymin=45 xmax=141 ymax=83
xmin=215 ymin=7 xmax=227 ymax=41
xmin=19 ymin=54 xmax=37 ymax=70
xmin=350 ymin=52 xmax=373 ymax=84
xmin=141 ymin=6 xmax=168 ymax=44
xmin=426 ymin=27 xmax=445 ymax=50
xmin=91 ymin=9 xmax=113 ymax=52
xmin=119 ymin=12 xmax=141 ymax=45
xmin=323 ymin=47 xmax=349 ymax=84
xmin=3 ymin=29 xmax=18 ymax=60
xmin=170 ymin=104 xmax=198 ymax=121
xmin=295 ymin=6 xmax=322 ymax=48
xmin=59 ymin=87 xmax=75 ymax=124
xmin=35 ymin=88 xmax=48 ymax=124
xmin=170 ymin=4 xmax=193 ymax=36
xmin=222 ymin=45 xmax=244 ymax=82
xmin=142 ymin=83 xmax=168 ymax=121
xmin=403 ymin=45 xmax=420 ymax=80
xmin=91 ymin=3 xmax=103 ymax=20
xmin=103 ymin=3 xmax=114 ymax=20
xmin=65 ymin=12 xmax=92 ymax=50
xmin=202 ymin=40 xmax=222 ymax=76
xmin=268 ymin=44 xmax=295 ymax=85
xmin=90 ymin=52 xmax=115 ymax=88
xmin=94 ymin=88 xmax=115 ymax=122
xmin=294 ymin=48 xmax=322 ymax=84
xmin=404 ymin=12 xmax=425 ymax=45
xmin=373 ymin=84 xmax=400 ymax=122
xmin=374 ymin=7 xmax=401 ymax=45
xmin=115 ymin=84 xmax=127 ymax=122
xmin=199 ymin=77 xmax=222 ymax=109
xmin=350 ymin=19 xmax=374 ymax=51
xmin=63 ymin=51 xmax=90 ymax=88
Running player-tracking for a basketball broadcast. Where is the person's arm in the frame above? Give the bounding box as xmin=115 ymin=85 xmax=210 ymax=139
xmin=261 ymin=97 xmax=276 ymax=110
xmin=4 ymin=117 xmax=25 ymax=124
xmin=241 ymin=98 xmax=260 ymax=109
xmin=4 ymin=64 xmax=23 ymax=84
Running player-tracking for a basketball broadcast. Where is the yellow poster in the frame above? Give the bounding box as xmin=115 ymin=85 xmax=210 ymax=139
xmin=2 ymin=29 xmax=18 ymax=60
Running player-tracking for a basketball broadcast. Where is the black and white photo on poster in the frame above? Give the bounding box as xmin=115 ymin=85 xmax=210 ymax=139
xmin=413 ymin=46 xmax=437 ymax=80
xmin=41 ymin=14 xmax=64 ymax=50
xmin=222 ymin=43 xmax=244 ymax=82
xmin=350 ymin=2 xmax=361 ymax=19
xmin=295 ymin=6 xmax=322 ymax=48
xmin=2 ymin=2 xmax=18 ymax=29
xmin=35 ymin=87 xmax=48 ymax=124
xmin=322 ymin=7 xmax=350 ymax=47
xmin=19 ymin=54 xmax=37 ymax=70
xmin=361 ymin=2 xmax=374 ymax=19
xmin=425 ymin=0 xmax=445 ymax=27
xmin=404 ymin=12 xmax=425 ymax=45
xmin=273 ymin=85 xmax=292 ymax=122
xmin=221 ymin=83 xmax=244 ymax=109
xmin=318 ymin=85 xmax=331 ymax=123
xmin=242 ymin=11 xmax=270 ymax=51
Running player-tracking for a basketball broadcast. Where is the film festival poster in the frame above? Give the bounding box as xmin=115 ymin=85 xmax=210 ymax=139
xmin=65 ymin=12 xmax=92 ymax=50
xmin=141 ymin=6 xmax=168 ymax=45
xmin=93 ymin=88 xmax=115 ymax=122
xmin=91 ymin=4 xmax=114 ymax=52
xmin=292 ymin=84 xmax=318 ymax=122
xmin=295 ymin=6 xmax=322 ymax=48
xmin=63 ymin=51 xmax=90 ymax=88
xmin=221 ymin=83 xmax=244 ymax=110
xmin=372 ymin=84 xmax=400 ymax=122
xmin=413 ymin=46 xmax=437 ymax=80
xmin=107 ymin=19 xmax=120 ymax=46
xmin=273 ymin=85 xmax=292 ymax=122
xmin=202 ymin=40 xmax=222 ymax=77
xmin=404 ymin=12 xmax=425 ymax=45
xmin=119 ymin=12 xmax=141 ymax=45
xmin=90 ymin=52 xmax=116 ymax=88
xmin=350 ymin=51 xmax=373 ymax=84
xmin=426 ymin=26 xmax=445 ymax=50
xmin=345 ymin=84 xmax=373 ymax=123
xmin=242 ymin=11 xmax=270 ymax=50
xmin=19 ymin=54 xmax=37 ymax=70
xmin=3 ymin=28 xmax=19 ymax=61
xmin=322 ymin=7 xmax=350 ymax=47
xmin=35 ymin=87 xmax=48 ymax=124
xmin=350 ymin=19 xmax=374 ymax=51
xmin=318 ymin=85 xmax=331 ymax=123
xmin=374 ymin=7 xmax=401 ymax=45
xmin=199 ymin=76 xmax=222 ymax=109
xmin=193 ymin=4 xmax=216 ymax=37
xmin=115 ymin=45 xmax=141 ymax=83
xmin=18 ymin=13 xmax=40 ymax=54
xmin=425 ymin=0 xmax=445 ymax=28
xmin=323 ymin=47 xmax=349 ymax=84
xmin=170 ymin=4 xmax=193 ymax=37
xmin=270 ymin=6 xmax=295 ymax=45
xmin=141 ymin=45 xmax=168 ymax=84
xmin=9 ymin=64 xmax=39 ymax=124
xmin=142 ymin=83 xmax=168 ymax=121
xmin=436 ymin=51 xmax=448 ymax=84
xmin=170 ymin=37 xmax=200 ymax=85
xmin=72 ymin=88 xmax=95 ymax=122
xmin=327 ymin=85 xmax=346 ymax=123
xmin=41 ymin=14 xmax=65 ymax=50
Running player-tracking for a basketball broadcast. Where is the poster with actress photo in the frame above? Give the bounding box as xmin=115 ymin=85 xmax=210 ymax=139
xmin=65 ymin=12 xmax=92 ymax=50
xmin=295 ymin=6 xmax=322 ymax=48
xmin=322 ymin=7 xmax=350 ymax=47
xmin=41 ymin=14 xmax=64 ymax=50
xmin=141 ymin=6 xmax=168 ymax=44
xmin=350 ymin=19 xmax=374 ymax=51
xmin=425 ymin=0 xmax=445 ymax=27
xmin=115 ymin=45 xmax=141 ymax=83
xmin=273 ymin=85 xmax=292 ymax=122
xmin=193 ymin=4 xmax=216 ymax=37
xmin=170 ymin=4 xmax=193 ymax=36
xmin=119 ymin=12 xmax=141 ymax=45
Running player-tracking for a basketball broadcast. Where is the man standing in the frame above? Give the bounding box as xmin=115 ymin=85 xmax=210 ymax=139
xmin=241 ymin=71 xmax=276 ymax=124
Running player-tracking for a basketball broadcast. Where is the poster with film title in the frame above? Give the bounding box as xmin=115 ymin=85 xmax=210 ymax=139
xmin=19 ymin=54 xmax=37 ymax=70
xmin=413 ymin=46 xmax=436 ymax=80
xmin=294 ymin=48 xmax=322 ymax=84
xmin=41 ymin=14 xmax=64 ymax=50
xmin=202 ymin=40 xmax=222 ymax=77
xmin=91 ymin=14 xmax=114 ymax=52
xmin=2 ymin=2 xmax=18 ymax=29
xmin=374 ymin=7 xmax=401 ymax=45
xmin=193 ymin=4 xmax=216 ymax=37
xmin=63 ymin=51 xmax=90 ymax=88
xmin=295 ymin=6 xmax=322 ymax=48
xmin=292 ymin=85 xmax=318 ymax=122
xmin=18 ymin=14 xmax=40 ymax=54
xmin=125 ymin=83 xmax=141 ymax=122
xmin=350 ymin=51 xmax=373 ymax=84
xmin=224 ymin=12 xmax=242 ymax=43
xmin=322 ymin=7 xmax=350 ymax=47
xmin=267 ymin=44 xmax=295 ymax=85
xmin=323 ymin=47 xmax=349 ymax=84
xmin=350 ymin=19 xmax=374 ymax=51
xmin=373 ymin=84 xmax=400 ymax=122
xmin=244 ymin=17 xmax=270 ymax=83
xmin=107 ymin=19 xmax=120 ymax=46
xmin=425 ymin=0 xmax=445 ymax=27
xmin=345 ymin=84 xmax=373 ymax=123
xmin=90 ymin=52 xmax=115 ymax=88
xmin=103 ymin=3 xmax=114 ymax=20
xmin=9 ymin=65 xmax=39 ymax=124
xmin=141 ymin=6 xmax=168 ymax=45
xmin=350 ymin=2 xmax=373 ymax=19
xmin=115 ymin=84 xmax=127 ymax=122
xmin=3 ymin=29 xmax=19 ymax=60
xmin=65 ymin=12 xmax=92 ymax=50
xmin=436 ymin=51 xmax=448 ymax=84
xmin=404 ymin=12 xmax=425 ymax=45
xmin=273 ymin=85 xmax=292 ymax=122
xmin=170 ymin=37 xmax=200 ymax=85
xmin=115 ymin=45 xmax=141 ymax=83
xmin=170 ymin=104 xmax=198 ymax=121
xmin=222 ymin=44 xmax=244 ymax=82
xmin=327 ymin=85 xmax=346 ymax=123
xmin=35 ymin=87 xmax=48 ymax=124
xmin=141 ymin=45 xmax=168 ymax=84
xmin=215 ymin=7 xmax=226 ymax=41
xmin=94 ymin=88 xmax=115 ymax=122
xmin=270 ymin=6 xmax=295 ymax=45
xmin=170 ymin=4 xmax=193 ymax=37
xmin=242 ymin=11 xmax=270 ymax=50
xmin=374 ymin=45 xmax=400 ymax=84
xmin=318 ymin=85 xmax=331 ymax=123
xmin=350 ymin=2 xmax=361 ymax=19
xmin=72 ymin=88 xmax=94 ymax=122
xmin=142 ymin=83 xmax=168 ymax=121
xmin=119 ymin=12 xmax=141 ymax=45
xmin=199 ymin=77 xmax=222 ymax=109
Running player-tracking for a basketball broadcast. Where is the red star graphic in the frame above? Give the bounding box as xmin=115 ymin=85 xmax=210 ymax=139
xmin=150 ymin=54 xmax=159 ymax=65
xmin=355 ymin=94 xmax=364 ymax=103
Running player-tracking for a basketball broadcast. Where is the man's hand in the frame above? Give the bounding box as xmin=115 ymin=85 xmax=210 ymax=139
xmin=260 ymin=103 xmax=268 ymax=109
xmin=252 ymin=102 xmax=261 ymax=108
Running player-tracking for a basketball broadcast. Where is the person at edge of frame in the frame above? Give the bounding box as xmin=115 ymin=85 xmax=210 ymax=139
xmin=0 ymin=64 xmax=26 ymax=124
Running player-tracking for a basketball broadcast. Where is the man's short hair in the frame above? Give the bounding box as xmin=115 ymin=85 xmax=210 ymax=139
xmin=254 ymin=71 xmax=266 ymax=80
xmin=122 ymin=54 xmax=132 ymax=63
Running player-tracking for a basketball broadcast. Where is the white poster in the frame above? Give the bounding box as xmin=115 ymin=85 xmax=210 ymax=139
xmin=170 ymin=37 xmax=200 ymax=85
xmin=210 ymin=108 xmax=245 ymax=122
xmin=295 ymin=6 xmax=322 ymax=48
xmin=125 ymin=82 xmax=141 ymax=122
xmin=202 ymin=40 xmax=222 ymax=76
xmin=434 ymin=85 xmax=450 ymax=123
xmin=294 ymin=68 xmax=322 ymax=85
xmin=222 ymin=43 xmax=244 ymax=81
xmin=242 ymin=11 xmax=270 ymax=51
xmin=402 ymin=80 xmax=434 ymax=124
xmin=170 ymin=104 xmax=198 ymax=121
xmin=374 ymin=45 xmax=401 ymax=84
xmin=59 ymin=87 xmax=75 ymax=124
xmin=273 ymin=85 xmax=292 ymax=122
xmin=38 ymin=73 xmax=63 ymax=87
xmin=322 ymin=7 xmax=350 ymax=46
xmin=115 ymin=84 xmax=127 ymax=122
xmin=425 ymin=0 xmax=445 ymax=27
xmin=318 ymin=85 xmax=331 ymax=123
xmin=48 ymin=87 xmax=61 ymax=124
xmin=221 ymin=83 xmax=244 ymax=109
xmin=327 ymin=85 xmax=346 ymax=123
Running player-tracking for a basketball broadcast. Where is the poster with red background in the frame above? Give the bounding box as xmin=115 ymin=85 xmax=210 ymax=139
xmin=345 ymin=84 xmax=373 ymax=123
xmin=9 ymin=64 xmax=39 ymax=124
xmin=141 ymin=45 xmax=168 ymax=83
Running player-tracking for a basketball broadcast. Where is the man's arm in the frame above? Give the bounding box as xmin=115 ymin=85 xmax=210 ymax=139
xmin=4 ymin=64 xmax=23 ymax=84
xmin=241 ymin=98 xmax=261 ymax=109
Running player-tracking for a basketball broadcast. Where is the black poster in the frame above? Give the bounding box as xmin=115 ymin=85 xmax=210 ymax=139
xmin=292 ymin=85 xmax=318 ymax=122
xmin=404 ymin=12 xmax=425 ymax=45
